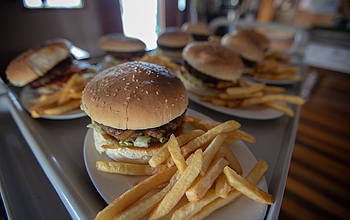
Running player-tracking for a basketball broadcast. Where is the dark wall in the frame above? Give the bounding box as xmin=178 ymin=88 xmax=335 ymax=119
xmin=0 ymin=0 xmax=108 ymax=82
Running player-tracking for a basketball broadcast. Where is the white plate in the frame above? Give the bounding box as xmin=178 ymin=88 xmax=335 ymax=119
xmin=84 ymin=108 xmax=268 ymax=220
xmin=19 ymin=86 xmax=86 ymax=120
xmin=243 ymin=75 xmax=301 ymax=85
xmin=188 ymin=92 xmax=284 ymax=120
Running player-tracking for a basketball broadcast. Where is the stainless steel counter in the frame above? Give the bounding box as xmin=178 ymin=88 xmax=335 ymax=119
xmin=0 ymin=64 xmax=305 ymax=219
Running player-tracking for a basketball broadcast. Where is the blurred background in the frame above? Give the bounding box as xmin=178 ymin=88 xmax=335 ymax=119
xmin=0 ymin=0 xmax=349 ymax=81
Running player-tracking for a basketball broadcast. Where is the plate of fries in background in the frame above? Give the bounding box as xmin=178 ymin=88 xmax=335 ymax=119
xmin=188 ymin=78 xmax=305 ymax=120
xmin=20 ymin=71 xmax=96 ymax=119
xmin=244 ymin=51 xmax=303 ymax=85
xmin=84 ymin=109 xmax=272 ymax=220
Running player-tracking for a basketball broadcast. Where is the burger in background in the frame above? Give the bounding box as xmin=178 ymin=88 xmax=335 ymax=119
xmin=237 ymin=29 xmax=270 ymax=51
xmin=98 ymin=33 xmax=146 ymax=70
xmin=179 ymin=41 xmax=244 ymax=96
xmin=82 ymin=61 xmax=189 ymax=164
xmin=221 ymin=29 xmax=269 ymax=69
xmin=5 ymin=38 xmax=94 ymax=94
xmin=156 ymin=27 xmax=193 ymax=64
xmin=181 ymin=22 xmax=213 ymax=41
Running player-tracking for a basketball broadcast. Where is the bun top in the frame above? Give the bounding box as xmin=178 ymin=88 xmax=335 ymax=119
xmin=82 ymin=61 xmax=188 ymax=130
xmin=181 ymin=22 xmax=213 ymax=36
xmin=157 ymin=27 xmax=193 ymax=48
xmin=236 ymin=29 xmax=269 ymax=51
xmin=6 ymin=38 xmax=72 ymax=87
xmin=98 ymin=33 xmax=146 ymax=52
xmin=182 ymin=42 xmax=244 ymax=81
xmin=221 ymin=31 xmax=265 ymax=62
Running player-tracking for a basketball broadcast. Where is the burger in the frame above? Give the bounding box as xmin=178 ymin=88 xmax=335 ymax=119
xmin=157 ymin=27 xmax=193 ymax=64
xmin=221 ymin=30 xmax=266 ymax=68
xmin=179 ymin=41 xmax=244 ymax=96
xmin=237 ymin=29 xmax=269 ymax=51
xmin=81 ymin=61 xmax=189 ymax=164
xmin=181 ymin=22 xmax=213 ymax=41
xmin=5 ymin=38 xmax=92 ymax=94
xmin=98 ymin=33 xmax=147 ymax=70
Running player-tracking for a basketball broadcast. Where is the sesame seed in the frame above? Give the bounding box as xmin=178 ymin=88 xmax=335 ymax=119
xmin=146 ymin=91 xmax=149 ymax=94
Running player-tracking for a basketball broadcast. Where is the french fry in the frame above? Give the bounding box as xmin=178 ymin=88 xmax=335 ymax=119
xmin=226 ymin=83 xmax=265 ymax=96
xmin=215 ymin=173 xmax=231 ymax=198
xmin=225 ymin=100 xmax=242 ymax=108
xmin=95 ymin=165 xmax=177 ymax=220
xmin=224 ymin=144 xmax=242 ymax=175
xmin=241 ymin=94 xmax=305 ymax=107
xmin=42 ymin=99 xmax=81 ymax=116
xmin=262 ymin=86 xmax=285 ymax=94
xmin=148 ymin=129 xmax=205 ymax=168
xmin=27 ymin=71 xmax=92 ymax=118
xmin=170 ymin=189 xmax=218 ymax=220
xmin=186 ymin=158 xmax=229 ymax=202
xmin=199 ymin=96 xmax=216 ymax=102
xmin=181 ymin=120 xmax=241 ymax=157
xmin=223 ymin=166 xmax=274 ymax=204
xmin=168 ymin=134 xmax=186 ymax=174
xmin=225 ymin=129 xmax=256 ymax=143
xmin=115 ymin=171 xmax=181 ymax=220
xmin=212 ymin=146 xmax=227 ymax=162
xmin=201 ymin=134 xmax=227 ymax=176
xmin=148 ymin=149 xmax=203 ymax=220
xmin=186 ymin=115 xmax=221 ymax=131
xmin=68 ymin=91 xmax=83 ymax=99
xmin=96 ymin=161 xmax=160 ymax=175
xmin=58 ymin=73 xmax=79 ymax=105
xmin=218 ymin=91 xmax=263 ymax=100
xmin=264 ymin=101 xmax=295 ymax=117
xmin=211 ymin=98 xmax=226 ymax=106
xmin=190 ymin=159 xmax=269 ymax=220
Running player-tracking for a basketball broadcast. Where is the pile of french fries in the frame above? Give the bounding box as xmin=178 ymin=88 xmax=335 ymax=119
xmin=137 ymin=51 xmax=181 ymax=72
xmin=28 ymin=73 xmax=90 ymax=118
xmin=95 ymin=116 xmax=274 ymax=220
xmin=245 ymin=51 xmax=301 ymax=81
xmin=199 ymin=78 xmax=305 ymax=117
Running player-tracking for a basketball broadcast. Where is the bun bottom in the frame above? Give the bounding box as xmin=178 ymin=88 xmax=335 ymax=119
xmin=177 ymin=71 xmax=219 ymax=97
xmin=93 ymin=130 xmax=164 ymax=164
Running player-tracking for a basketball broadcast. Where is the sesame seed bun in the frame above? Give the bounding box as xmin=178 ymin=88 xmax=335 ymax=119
xmin=157 ymin=27 xmax=193 ymax=63
xmin=182 ymin=42 xmax=244 ymax=81
xmin=157 ymin=27 xmax=193 ymax=48
xmin=98 ymin=33 xmax=146 ymax=52
xmin=5 ymin=39 xmax=72 ymax=87
xmin=82 ymin=61 xmax=188 ymax=130
xmin=221 ymin=32 xmax=265 ymax=62
xmin=236 ymin=29 xmax=269 ymax=51
xmin=181 ymin=22 xmax=213 ymax=41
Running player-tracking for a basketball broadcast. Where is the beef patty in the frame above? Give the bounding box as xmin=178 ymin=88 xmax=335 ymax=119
xmin=96 ymin=110 xmax=186 ymax=142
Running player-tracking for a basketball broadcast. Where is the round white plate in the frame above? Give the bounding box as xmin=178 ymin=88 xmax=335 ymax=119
xmin=19 ymin=86 xmax=86 ymax=120
xmin=188 ymin=92 xmax=284 ymax=120
xmin=84 ymin=108 xmax=268 ymax=220
xmin=243 ymin=75 xmax=301 ymax=85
